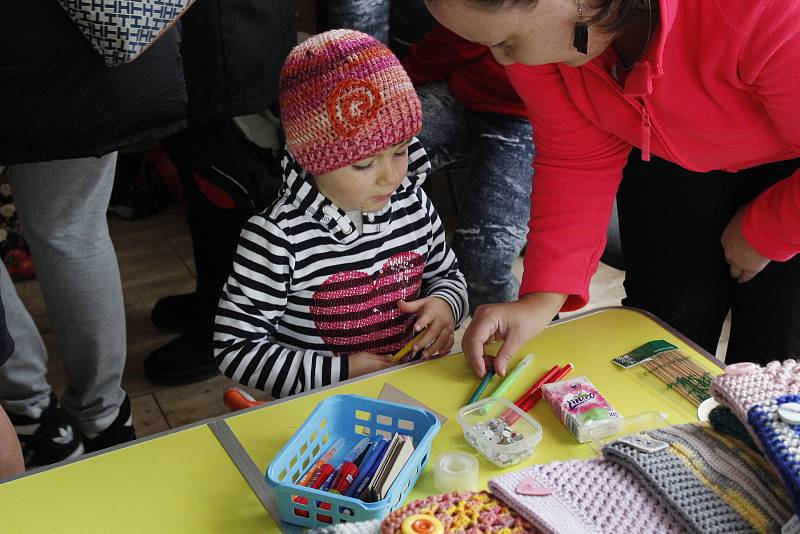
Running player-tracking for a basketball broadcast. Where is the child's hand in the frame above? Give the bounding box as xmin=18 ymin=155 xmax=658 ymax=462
xmin=349 ymin=352 xmax=395 ymax=378
xmin=397 ymin=297 xmax=455 ymax=359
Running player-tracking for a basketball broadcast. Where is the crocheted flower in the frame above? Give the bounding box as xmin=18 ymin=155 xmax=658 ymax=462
xmin=380 ymin=491 xmax=537 ymax=534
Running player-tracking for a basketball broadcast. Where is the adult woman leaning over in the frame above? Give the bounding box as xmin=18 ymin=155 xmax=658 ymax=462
xmin=424 ymin=0 xmax=800 ymax=375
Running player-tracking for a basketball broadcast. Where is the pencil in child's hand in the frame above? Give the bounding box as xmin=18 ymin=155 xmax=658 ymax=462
xmin=390 ymin=328 xmax=427 ymax=363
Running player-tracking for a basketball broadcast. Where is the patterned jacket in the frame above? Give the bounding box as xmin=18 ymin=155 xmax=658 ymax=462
xmin=214 ymin=139 xmax=468 ymax=398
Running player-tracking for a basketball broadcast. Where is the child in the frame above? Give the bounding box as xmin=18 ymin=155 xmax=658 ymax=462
xmin=213 ymin=30 xmax=468 ymax=399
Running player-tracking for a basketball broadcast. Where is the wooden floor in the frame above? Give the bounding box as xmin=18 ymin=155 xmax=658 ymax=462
xmin=16 ymin=172 xmax=726 ymax=441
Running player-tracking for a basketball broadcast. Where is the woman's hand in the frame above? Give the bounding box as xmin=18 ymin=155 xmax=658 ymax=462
xmin=348 ymin=352 xmax=395 ymax=378
xmin=721 ymin=207 xmax=770 ymax=283
xmin=462 ymin=292 xmax=567 ymax=377
xmin=397 ymin=297 xmax=455 ymax=358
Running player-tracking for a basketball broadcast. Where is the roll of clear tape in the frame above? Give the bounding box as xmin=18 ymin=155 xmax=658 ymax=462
xmin=434 ymin=451 xmax=479 ymax=493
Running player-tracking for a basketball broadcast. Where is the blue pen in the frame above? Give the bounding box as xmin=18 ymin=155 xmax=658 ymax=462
xmin=344 ymin=437 xmax=387 ymax=498
xmin=354 ymin=438 xmax=391 ymax=501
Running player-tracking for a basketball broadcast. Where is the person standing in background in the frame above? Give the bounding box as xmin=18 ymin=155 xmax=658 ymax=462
xmin=144 ymin=0 xmax=297 ymax=386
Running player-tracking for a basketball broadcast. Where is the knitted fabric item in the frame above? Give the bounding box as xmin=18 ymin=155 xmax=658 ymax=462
xmin=748 ymin=394 xmax=800 ymax=515
xmin=279 ymin=29 xmax=422 ymax=176
xmin=603 ymin=424 xmax=792 ymax=533
xmin=712 ymin=360 xmax=800 ymax=425
xmin=380 ymin=491 xmax=536 ymax=533
xmin=308 ymin=520 xmax=381 ymax=534
xmin=488 ymin=458 xmax=687 ymax=534
xmin=708 ymin=405 xmax=759 ymax=451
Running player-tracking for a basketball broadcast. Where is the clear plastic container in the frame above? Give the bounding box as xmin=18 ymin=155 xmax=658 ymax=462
xmin=457 ymin=397 xmax=543 ymax=468
xmin=587 ymin=411 xmax=669 ymax=453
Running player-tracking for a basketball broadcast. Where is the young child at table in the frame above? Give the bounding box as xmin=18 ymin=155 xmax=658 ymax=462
xmin=213 ymin=30 xmax=468 ymax=399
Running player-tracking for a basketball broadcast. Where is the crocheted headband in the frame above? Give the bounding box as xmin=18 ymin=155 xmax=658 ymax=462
xmin=489 ymin=458 xmax=685 ymax=534
xmin=279 ymin=29 xmax=422 ymax=176
xmin=603 ymin=424 xmax=792 ymax=533
xmin=711 ymin=360 xmax=800 ymax=425
xmin=708 ymin=405 xmax=758 ymax=451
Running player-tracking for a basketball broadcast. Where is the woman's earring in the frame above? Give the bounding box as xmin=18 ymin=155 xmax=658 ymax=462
xmin=573 ymin=0 xmax=588 ymax=54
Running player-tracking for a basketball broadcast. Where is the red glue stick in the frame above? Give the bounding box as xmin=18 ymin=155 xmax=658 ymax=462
xmin=330 ymin=461 xmax=359 ymax=495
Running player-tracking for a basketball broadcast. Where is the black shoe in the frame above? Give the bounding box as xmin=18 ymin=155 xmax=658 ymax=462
xmin=143 ymin=333 xmax=219 ymax=386
xmin=82 ymin=394 xmax=136 ymax=453
xmin=7 ymin=393 xmax=84 ymax=469
xmin=151 ymin=292 xmax=198 ymax=333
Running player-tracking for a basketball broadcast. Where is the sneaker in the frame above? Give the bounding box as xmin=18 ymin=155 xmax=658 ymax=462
xmin=151 ymin=292 xmax=198 ymax=333
xmin=7 ymin=393 xmax=84 ymax=469
xmin=143 ymin=332 xmax=219 ymax=386
xmin=82 ymin=394 xmax=136 ymax=454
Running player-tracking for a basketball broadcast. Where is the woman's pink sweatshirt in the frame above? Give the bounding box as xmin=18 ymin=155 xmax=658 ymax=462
xmin=507 ymin=0 xmax=800 ymax=310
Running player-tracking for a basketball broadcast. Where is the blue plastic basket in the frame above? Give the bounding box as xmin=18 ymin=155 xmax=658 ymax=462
xmin=266 ymin=394 xmax=440 ymax=528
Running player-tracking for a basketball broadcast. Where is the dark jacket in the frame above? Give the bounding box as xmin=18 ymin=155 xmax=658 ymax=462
xmin=0 ymin=0 xmax=295 ymax=166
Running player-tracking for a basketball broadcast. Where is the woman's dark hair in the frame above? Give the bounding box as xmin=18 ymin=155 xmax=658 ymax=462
xmin=448 ymin=0 xmax=657 ymax=34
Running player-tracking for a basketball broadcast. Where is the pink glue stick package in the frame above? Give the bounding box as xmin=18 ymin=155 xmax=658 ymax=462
xmin=542 ymin=376 xmax=623 ymax=443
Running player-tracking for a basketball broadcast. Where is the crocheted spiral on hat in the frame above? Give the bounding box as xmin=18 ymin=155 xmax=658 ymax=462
xmin=380 ymin=491 xmax=536 ymax=533
xmin=488 ymin=458 xmax=687 ymax=534
xmin=603 ymin=424 xmax=792 ymax=533
xmin=748 ymin=394 xmax=800 ymax=515
xmin=279 ymin=29 xmax=422 ymax=176
xmin=712 ymin=360 xmax=800 ymax=425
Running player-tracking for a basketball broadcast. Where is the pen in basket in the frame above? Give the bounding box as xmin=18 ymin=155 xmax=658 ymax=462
xmin=297 ymin=437 xmax=345 ymax=487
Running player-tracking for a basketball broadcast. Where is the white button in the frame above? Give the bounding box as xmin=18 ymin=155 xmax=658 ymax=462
xmin=697 ymin=397 xmax=719 ymax=423
xmin=725 ymin=362 xmax=757 ymax=376
xmin=778 ymin=403 xmax=800 ymax=425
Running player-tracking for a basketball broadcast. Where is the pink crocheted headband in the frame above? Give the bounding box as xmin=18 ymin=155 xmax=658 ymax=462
xmin=279 ymin=29 xmax=422 ymax=176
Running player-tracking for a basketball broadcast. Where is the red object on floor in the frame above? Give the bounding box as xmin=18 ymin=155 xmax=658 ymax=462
xmin=223 ymin=386 xmax=266 ymax=411
xmin=149 ymin=148 xmax=185 ymax=204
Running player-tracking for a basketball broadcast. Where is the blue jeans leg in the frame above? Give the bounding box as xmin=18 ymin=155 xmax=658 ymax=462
xmin=327 ymin=0 xmax=390 ymax=43
xmin=327 ymin=0 xmax=435 ymax=58
xmin=416 ymin=82 xmax=471 ymax=171
xmin=454 ymin=112 xmax=534 ymax=313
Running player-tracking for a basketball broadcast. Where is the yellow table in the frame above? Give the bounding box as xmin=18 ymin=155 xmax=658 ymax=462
xmin=0 ymin=308 xmax=723 ymax=533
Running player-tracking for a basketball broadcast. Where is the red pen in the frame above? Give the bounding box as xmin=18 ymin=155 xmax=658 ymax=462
xmin=500 ymin=365 xmax=559 ymax=422
xmin=506 ymin=364 xmax=574 ymax=425
xmin=293 ymin=463 xmax=335 ymax=517
xmin=515 ymin=365 xmax=561 ymax=407
xmin=330 ymin=438 xmax=370 ymax=495
xmin=297 ymin=437 xmax=345 ymax=487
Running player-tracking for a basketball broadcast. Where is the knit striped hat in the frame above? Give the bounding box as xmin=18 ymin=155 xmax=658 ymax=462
xmin=279 ymin=29 xmax=422 ymax=176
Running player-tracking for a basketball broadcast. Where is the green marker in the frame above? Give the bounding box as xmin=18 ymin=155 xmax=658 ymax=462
xmin=467 ymin=369 xmax=496 ymax=405
xmin=488 ymin=353 xmax=535 ymax=401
